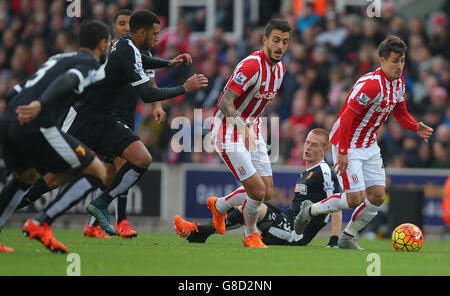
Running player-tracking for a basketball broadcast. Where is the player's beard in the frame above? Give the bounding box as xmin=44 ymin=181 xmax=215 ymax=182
xmin=267 ymin=47 xmax=284 ymax=64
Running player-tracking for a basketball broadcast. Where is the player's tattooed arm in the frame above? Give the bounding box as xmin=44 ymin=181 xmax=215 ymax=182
xmin=218 ymin=88 xmax=246 ymax=131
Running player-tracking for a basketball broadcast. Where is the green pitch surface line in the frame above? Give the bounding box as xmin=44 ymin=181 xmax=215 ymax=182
xmin=0 ymin=228 xmax=449 ymax=276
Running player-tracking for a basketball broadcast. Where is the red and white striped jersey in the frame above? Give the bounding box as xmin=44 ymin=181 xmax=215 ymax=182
xmin=211 ymin=49 xmax=286 ymax=143
xmin=330 ymin=67 xmax=406 ymax=150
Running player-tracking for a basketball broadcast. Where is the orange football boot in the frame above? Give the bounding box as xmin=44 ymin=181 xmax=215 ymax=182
xmin=0 ymin=242 xmax=14 ymax=253
xmin=115 ymin=219 xmax=137 ymax=238
xmin=206 ymin=197 xmax=227 ymax=234
xmin=23 ymin=218 xmax=67 ymax=253
xmin=84 ymin=224 xmax=111 ymax=239
xmin=173 ymin=215 xmax=198 ymax=238
xmin=243 ymin=232 xmax=268 ymax=248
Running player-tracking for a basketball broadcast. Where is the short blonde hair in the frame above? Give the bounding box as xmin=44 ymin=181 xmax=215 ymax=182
xmin=309 ymin=128 xmax=330 ymax=148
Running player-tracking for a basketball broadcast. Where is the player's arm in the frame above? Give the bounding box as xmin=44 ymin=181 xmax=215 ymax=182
xmin=393 ymin=100 xmax=433 ymax=142
xmin=218 ymin=88 xmax=256 ymax=151
xmin=16 ymin=71 xmax=81 ymax=125
xmin=141 ymin=53 xmax=192 ymax=69
xmin=133 ymin=74 xmax=207 ymax=104
xmin=149 ymin=77 xmax=166 ymax=124
xmin=5 ymin=83 xmax=24 ymax=104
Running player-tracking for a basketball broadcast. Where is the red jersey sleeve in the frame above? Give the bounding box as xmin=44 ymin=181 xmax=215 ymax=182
xmin=226 ymin=59 xmax=260 ymax=96
xmin=346 ymin=79 xmax=381 ymax=114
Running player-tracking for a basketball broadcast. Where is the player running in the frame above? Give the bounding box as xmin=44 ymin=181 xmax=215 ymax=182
xmin=175 ymin=128 xmax=342 ymax=247
xmin=0 ymin=20 xmax=111 ymax=253
xmin=294 ymin=35 xmax=433 ymax=250
xmin=207 ymin=19 xmax=291 ymax=248
xmin=15 ymin=10 xmax=206 ymax=241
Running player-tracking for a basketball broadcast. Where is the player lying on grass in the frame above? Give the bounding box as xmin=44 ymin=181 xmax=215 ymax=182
xmin=174 ymin=128 xmax=342 ymax=247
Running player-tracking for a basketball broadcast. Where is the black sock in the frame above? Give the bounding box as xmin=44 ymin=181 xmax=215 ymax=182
xmin=0 ymin=178 xmax=30 ymax=230
xmin=115 ymin=192 xmax=128 ymax=223
xmin=225 ymin=208 xmax=244 ymax=230
xmin=16 ymin=177 xmax=50 ymax=209
xmin=99 ymin=162 xmax=146 ymax=205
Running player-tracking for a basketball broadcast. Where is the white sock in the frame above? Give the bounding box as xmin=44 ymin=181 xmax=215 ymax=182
xmin=310 ymin=192 xmax=350 ymax=216
xmin=345 ymin=198 xmax=379 ymax=237
xmin=214 ymin=186 xmax=247 ymax=214
xmin=242 ymin=197 xmax=262 ymax=237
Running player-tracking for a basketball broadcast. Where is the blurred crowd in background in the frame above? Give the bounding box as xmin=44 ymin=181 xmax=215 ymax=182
xmin=0 ymin=0 xmax=449 ymax=169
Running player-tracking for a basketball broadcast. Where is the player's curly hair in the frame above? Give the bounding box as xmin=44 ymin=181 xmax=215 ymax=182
xmin=378 ymin=35 xmax=407 ymax=59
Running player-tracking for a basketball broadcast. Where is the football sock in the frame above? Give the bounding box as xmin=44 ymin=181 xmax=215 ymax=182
xmin=16 ymin=176 xmax=51 ymax=209
xmin=114 ymin=191 xmax=128 ymax=224
xmin=214 ymin=186 xmax=247 ymax=215
xmin=310 ymin=192 xmax=350 ymax=216
xmin=38 ymin=175 xmax=101 ymax=225
xmin=0 ymin=178 xmax=30 ymax=231
xmin=345 ymin=198 xmax=379 ymax=237
xmin=98 ymin=162 xmax=146 ymax=205
xmin=88 ymin=187 xmax=105 ymax=226
xmin=225 ymin=207 xmax=245 ymax=229
xmin=242 ymin=197 xmax=262 ymax=237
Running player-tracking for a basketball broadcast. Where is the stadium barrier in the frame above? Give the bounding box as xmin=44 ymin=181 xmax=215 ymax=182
xmin=1 ymin=162 xmax=448 ymax=228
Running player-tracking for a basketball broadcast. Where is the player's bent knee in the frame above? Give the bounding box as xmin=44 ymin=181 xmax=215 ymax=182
xmin=346 ymin=191 xmax=365 ymax=208
xmin=43 ymin=173 xmax=67 ymax=189
xmin=81 ymin=157 xmax=107 ymax=185
xmin=15 ymin=169 xmax=41 ymax=185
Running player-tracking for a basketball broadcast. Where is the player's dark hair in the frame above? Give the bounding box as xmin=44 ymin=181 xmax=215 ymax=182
xmin=264 ymin=18 xmax=292 ymax=37
xmin=378 ymin=35 xmax=407 ymax=59
xmin=79 ymin=20 xmax=110 ymax=50
xmin=113 ymin=9 xmax=132 ymax=23
xmin=129 ymin=10 xmax=160 ymax=33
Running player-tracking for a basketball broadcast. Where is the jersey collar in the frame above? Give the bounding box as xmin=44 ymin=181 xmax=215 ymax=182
xmin=306 ymin=160 xmax=326 ymax=171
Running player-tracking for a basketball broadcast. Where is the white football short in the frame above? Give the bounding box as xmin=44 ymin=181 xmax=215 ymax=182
xmin=213 ymin=133 xmax=272 ymax=182
xmin=332 ymin=143 xmax=386 ymax=193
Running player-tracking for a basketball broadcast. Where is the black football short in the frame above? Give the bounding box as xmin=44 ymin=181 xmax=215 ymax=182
xmin=0 ymin=121 xmax=95 ymax=175
xmin=66 ymin=116 xmax=140 ymax=159
xmin=260 ymin=202 xmax=329 ymax=246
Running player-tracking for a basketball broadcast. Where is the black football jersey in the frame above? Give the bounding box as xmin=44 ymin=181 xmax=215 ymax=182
xmin=112 ymin=50 xmax=154 ymax=129
xmin=74 ymin=34 xmax=151 ymax=122
xmin=287 ymin=161 xmax=340 ymax=217
xmin=2 ymin=50 xmax=103 ymax=127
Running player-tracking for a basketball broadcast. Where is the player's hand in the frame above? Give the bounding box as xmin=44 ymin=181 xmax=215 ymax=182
xmin=416 ymin=122 xmax=433 ymax=143
xmin=168 ymin=53 xmax=192 ymax=67
xmin=16 ymin=100 xmax=42 ymax=125
xmin=333 ymin=153 xmax=348 ymax=176
xmin=183 ymin=74 xmax=208 ymax=93
xmin=153 ymin=105 xmax=166 ymax=124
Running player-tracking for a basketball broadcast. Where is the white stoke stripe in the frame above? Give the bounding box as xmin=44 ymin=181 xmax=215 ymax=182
xmin=349 ymin=102 xmax=378 ymax=147
xmin=40 ymin=126 xmax=81 ymax=169
xmin=61 ymin=106 xmax=77 ymax=133
xmin=329 ymin=117 xmax=340 ymax=141
xmin=46 ymin=177 xmax=93 ymax=218
xmin=0 ymin=188 xmax=26 ymax=229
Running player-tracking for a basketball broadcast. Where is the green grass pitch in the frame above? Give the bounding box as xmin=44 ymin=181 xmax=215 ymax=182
xmin=0 ymin=228 xmax=449 ymax=276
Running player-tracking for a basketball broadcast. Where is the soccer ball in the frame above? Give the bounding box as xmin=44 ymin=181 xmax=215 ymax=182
xmin=391 ymin=223 xmax=423 ymax=252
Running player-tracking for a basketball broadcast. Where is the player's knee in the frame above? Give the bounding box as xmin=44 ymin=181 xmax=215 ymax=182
xmin=346 ymin=191 xmax=365 ymax=208
xmin=43 ymin=173 xmax=66 ymax=189
xmin=264 ymin=183 xmax=273 ymax=201
xmin=135 ymin=153 xmax=152 ymax=169
xmin=246 ymin=182 xmax=265 ymax=201
xmin=368 ymin=190 xmax=385 ymax=206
